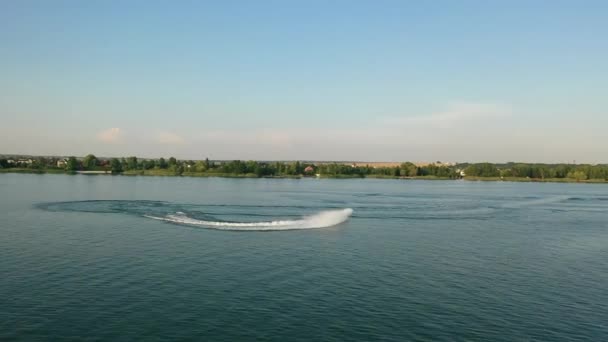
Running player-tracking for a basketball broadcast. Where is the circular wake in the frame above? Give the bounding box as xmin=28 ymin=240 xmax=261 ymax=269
xmin=145 ymin=208 xmax=354 ymax=231
xmin=37 ymin=200 xmax=353 ymax=231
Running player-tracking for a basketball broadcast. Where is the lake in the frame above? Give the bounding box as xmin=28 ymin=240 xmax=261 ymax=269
xmin=1 ymin=174 xmax=607 ymax=341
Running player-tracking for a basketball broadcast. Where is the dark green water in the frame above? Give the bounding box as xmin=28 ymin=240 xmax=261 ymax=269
xmin=1 ymin=174 xmax=607 ymax=341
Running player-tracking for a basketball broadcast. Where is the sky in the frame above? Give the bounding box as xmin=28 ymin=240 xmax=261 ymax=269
xmin=1 ymin=1 xmax=607 ymax=163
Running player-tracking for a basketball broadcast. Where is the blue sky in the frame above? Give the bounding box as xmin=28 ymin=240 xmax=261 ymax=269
xmin=1 ymin=1 xmax=607 ymax=162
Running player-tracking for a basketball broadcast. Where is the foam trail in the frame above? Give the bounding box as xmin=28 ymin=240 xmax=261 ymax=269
xmin=145 ymin=208 xmax=354 ymax=231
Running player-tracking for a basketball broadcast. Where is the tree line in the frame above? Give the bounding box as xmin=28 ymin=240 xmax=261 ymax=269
xmin=461 ymin=162 xmax=608 ymax=180
xmin=1 ymin=155 xmax=607 ymax=181
xmin=0 ymin=155 xmax=456 ymax=178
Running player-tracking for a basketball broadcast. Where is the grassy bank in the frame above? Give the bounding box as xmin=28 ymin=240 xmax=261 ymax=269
xmin=363 ymin=175 xmax=454 ymax=180
xmin=0 ymin=168 xmax=66 ymax=174
xmin=123 ymin=170 xmax=261 ymax=178
xmin=318 ymin=174 xmax=364 ymax=179
xmin=464 ymin=176 xmax=607 ymax=183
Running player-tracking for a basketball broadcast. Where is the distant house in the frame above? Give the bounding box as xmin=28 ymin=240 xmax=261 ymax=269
xmin=304 ymin=166 xmax=314 ymax=173
xmin=17 ymin=159 xmax=33 ymax=165
xmin=57 ymin=159 xmax=67 ymax=168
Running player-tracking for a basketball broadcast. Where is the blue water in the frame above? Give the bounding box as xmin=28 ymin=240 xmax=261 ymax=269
xmin=1 ymin=174 xmax=607 ymax=341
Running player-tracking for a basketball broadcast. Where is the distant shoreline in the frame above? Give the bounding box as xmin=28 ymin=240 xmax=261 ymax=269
xmin=2 ymin=155 xmax=607 ymax=183
xmin=1 ymin=168 xmax=606 ymax=184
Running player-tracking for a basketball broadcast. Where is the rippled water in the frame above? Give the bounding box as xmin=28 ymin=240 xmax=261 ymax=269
xmin=1 ymin=174 xmax=607 ymax=341
xmin=39 ymin=200 xmax=354 ymax=230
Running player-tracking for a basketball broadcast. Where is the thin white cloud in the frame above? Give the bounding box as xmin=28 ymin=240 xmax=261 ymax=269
xmin=387 ymin=102 xmax=511 ymax=126
xmin=97 ymin=127 xmax=122 ymax=143
xmin=158 ymin=132 xmax=186 ymax=145
xmin=196 ymin=130 xmax=293 ymax=146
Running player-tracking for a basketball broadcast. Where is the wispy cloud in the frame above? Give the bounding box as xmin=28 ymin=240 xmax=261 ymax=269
xmin=387 ymin=102 xmax=511 ymax=126
xmin=158 ymin=132 xmax=186 ymax=145
xmin=97 ymin=127 xmax=123 ymax=143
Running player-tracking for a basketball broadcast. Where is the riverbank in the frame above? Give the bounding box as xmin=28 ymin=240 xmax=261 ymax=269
xmin=464 ymin=176 xmax=608 ymax=184
xmin=2 ymin=168 xmax=606 ymax=184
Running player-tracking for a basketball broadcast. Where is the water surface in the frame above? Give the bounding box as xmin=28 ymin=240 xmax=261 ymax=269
xmin=1 ymin=174 xmax=607 ymax=341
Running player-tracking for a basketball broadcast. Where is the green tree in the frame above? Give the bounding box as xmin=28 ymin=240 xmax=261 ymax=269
xmin=126 ymin=156 xmax=138 ymax=170
xmin=37 ymin=157 xmax=49 ymax=168
xmin=400 ymin=162 xmax=418 ymax=177
xmin=65 ymin=157 xmax=79 ymax=171
xmin=274 ymin=162 xmax=283 ymax=175
xmin=83 ymin=154 xmax=98 ymax=170
xmin=30 ymin=159 xmax=44 ymax=170
xmin=175 ymin=164 xmax=184 ymax=176
xmin=110 ymin=158 xmax=123 ymax=174
xmin=245 ymin=160 xmax=258 ymax=174
xmin=194 ymin=161 xmax=207 ymax=172
xmin=158 ymin=158 xmax=168 ymax=169
xmin=141 ymin=160 xmax=155 ymax=170
xmin=567 ymin=170 xmax=587 ymax=181
xmin=465 ymin=163 xmax=500 ymax=177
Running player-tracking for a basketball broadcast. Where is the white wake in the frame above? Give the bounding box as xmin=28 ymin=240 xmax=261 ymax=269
xmin=145 ymin=208 xmax=353 ymax=231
